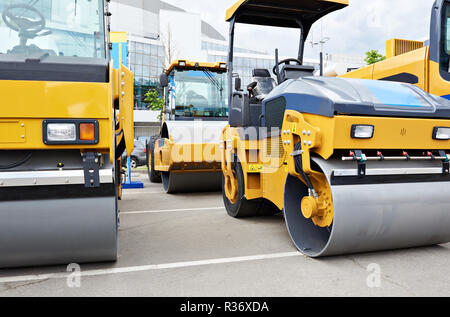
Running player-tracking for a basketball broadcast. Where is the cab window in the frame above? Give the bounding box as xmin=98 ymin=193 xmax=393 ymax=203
xmin=440 ymin=3 xmax=450 ymax=71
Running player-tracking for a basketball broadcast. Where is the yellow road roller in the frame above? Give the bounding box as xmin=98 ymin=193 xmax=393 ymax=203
xmin=222 ymin=0 xmax=450 ymax=257
xmin=342 ymin=0 xmax=450 ymax=99
xmin=0 ymin=0 xmax=134 ymax=268
xmin=147 ymin=60 xmax=228 ymax=193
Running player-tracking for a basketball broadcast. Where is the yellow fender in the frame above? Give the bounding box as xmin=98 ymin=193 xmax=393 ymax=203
xmin=114 ymin=65 xmax=134 ymax=157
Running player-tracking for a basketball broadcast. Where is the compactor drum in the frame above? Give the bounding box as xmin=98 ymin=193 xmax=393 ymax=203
xmin=222 ymin=0 xmax=450 ymax=257
xmin=0 ymin=1 xmax=134 ymax=268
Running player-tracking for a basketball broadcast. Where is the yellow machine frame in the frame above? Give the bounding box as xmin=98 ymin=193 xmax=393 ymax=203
xmin=223 ymin=111 xmax=450 ymax=213
xmin=0 ymin=3 xmax=134 ymax=268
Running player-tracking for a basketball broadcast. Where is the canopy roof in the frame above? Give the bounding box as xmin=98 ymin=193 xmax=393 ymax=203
xmin=226 ymin=0 xmax=348 ymax=31
xmin=166 ymin=60 xmax=227 ymax=74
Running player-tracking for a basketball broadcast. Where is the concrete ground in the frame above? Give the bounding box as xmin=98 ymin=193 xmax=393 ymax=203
xmin=0 ymin=171 xmax=449 ymax=297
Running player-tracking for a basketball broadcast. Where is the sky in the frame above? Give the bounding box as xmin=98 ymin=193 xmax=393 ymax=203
xmin=164 ymin=0 xmax=435 ymax=60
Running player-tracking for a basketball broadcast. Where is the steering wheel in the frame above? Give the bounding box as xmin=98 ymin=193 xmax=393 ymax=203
xmin=273 ymin=58 xmax=302 ymax=75
xmin=2 ymin=4 xmax=46 ymax=38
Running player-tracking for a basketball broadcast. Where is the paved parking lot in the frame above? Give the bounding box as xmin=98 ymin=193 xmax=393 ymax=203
xmin=0 ymin=171 xmax=450 ymax=297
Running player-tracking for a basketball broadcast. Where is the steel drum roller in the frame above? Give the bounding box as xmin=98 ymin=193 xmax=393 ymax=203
xmin=0 ymin=196 xmax=118 ymax=268
xmin=162 ymin=171 xmax=222 ymax=193
xmin=284 ymin=157 xmax=450 ymax=257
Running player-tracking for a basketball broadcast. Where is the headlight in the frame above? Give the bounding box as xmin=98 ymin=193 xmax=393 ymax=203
xmin=43 ymin=120 xmax=99 ymax=145
xmin=351 ymin=125 xmax=374 ymax=139
xmin=47 ymin=123 xmax=76 ymax=142
xmin=219 ymin=63 xmax=227 ymax=69
xmin=433 ymin=127 xmax=450 ymax=140
xmin=178 ymin=61 xmax=186 ymax=67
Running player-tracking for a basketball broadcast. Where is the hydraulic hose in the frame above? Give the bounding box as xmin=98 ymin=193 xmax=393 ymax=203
xmin=293 ymin=142 xmax=314 ymax=190
xmin=0 ymin=152 xmax=33 ymax=170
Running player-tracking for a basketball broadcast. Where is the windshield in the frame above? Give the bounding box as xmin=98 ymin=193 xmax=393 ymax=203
xmin=441 ymin=3 xmax=450 ymax=71
xmin=170 ymin=69 xmax=228 ymax=118
xmin=0 ymin=0 xmax=106 ymax=58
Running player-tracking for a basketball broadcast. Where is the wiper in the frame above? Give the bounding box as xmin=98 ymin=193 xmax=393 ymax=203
xmin=202 ymin=68 xmax=223 ymax=94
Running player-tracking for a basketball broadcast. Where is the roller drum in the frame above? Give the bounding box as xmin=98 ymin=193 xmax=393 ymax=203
xmin=162 ymin=171 xmax=222 ymax=193
xmin=284 ymin=157 xmax=450 ymax=257
xmin=0 ymin=196 xmax=118 ymax=268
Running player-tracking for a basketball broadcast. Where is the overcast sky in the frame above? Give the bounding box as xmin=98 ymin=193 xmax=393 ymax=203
xmin=164 ymin=0 xmax=435 ymax=59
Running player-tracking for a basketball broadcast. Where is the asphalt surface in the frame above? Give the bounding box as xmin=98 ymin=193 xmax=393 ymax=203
xmin=0 ymin=171 xmax=449 ymax=297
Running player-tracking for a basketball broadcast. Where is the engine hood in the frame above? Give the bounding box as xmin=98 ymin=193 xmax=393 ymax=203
xmin=263 ymin=77 xmax=450 ymax=118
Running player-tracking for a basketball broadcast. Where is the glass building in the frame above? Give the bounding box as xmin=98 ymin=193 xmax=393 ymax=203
xmin=127 ymin=40 xmax=165 ymax=109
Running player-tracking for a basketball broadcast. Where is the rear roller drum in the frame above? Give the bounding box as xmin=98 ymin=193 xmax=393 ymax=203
xmin=223 ymin=161 xmax=279 ymax=218
xmin=147 ymin=136 xmax=162 ymax=183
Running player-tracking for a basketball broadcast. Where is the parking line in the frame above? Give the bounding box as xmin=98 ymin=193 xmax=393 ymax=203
xmin=121 ymin=207 xmax=225 ymax=215
xmin=123 ymin=191 xmax=166 ymax=195
xmin=0 ymin=252 xmax=301 ymax=284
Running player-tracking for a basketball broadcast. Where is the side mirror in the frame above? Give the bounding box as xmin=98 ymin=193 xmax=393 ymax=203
xmin=235 ymin=77 xmax=242 ymax=91
xmin=160 ymin=73 xmax=169 ymax=87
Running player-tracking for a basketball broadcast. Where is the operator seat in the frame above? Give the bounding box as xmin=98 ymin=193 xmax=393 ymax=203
xmin=248 ymin=69 xmax=276 ymax=103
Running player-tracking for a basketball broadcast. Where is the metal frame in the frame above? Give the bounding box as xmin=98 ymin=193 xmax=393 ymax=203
xmin=0 ymin=169 xmax=113 ymax=187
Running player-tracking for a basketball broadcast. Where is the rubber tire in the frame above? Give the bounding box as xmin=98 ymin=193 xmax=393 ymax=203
xmin=130 ymin=156 xmax=138 ymax=169
xmin=222 ymin=161 xmax=279 ymax=218
xmin=147 ymin=136 xmax=162 ymax=183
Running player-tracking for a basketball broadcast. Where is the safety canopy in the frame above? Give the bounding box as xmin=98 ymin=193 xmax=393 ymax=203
xmin=226 ymin=0 xmax=348 ymax=31
xmin=166 ymin=60 xmax=227 ymax=74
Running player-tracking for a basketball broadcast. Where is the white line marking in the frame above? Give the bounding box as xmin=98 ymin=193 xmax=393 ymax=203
xmin=0 ymin=252 xmax=301 ymax=284
xmin=123 ymin=191 xmax=166 ymax=195
xmin=121 ymin=207 xmax=225 ymax=215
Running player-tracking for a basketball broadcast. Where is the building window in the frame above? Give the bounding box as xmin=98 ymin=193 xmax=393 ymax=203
xmin=128 ymin=40 xmax=166 ymax=110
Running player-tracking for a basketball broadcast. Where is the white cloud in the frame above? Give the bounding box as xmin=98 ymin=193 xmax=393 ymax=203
xmin=164 ymin=0 xmax=436 ymax=59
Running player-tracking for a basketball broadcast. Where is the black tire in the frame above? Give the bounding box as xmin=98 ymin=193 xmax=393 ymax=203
xmin=222 ymin=161 xmax=279 ymax=218
xmin=130 ymin=156 xmax=138 ymax=169
xmin=147 ymin=136 xmax=162 ymax=183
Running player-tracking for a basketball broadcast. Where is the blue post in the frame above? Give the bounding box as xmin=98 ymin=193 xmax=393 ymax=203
xmin=126 ymin=156 xmax=132 ymax=184
xmin=122 ymin=155 xmax=144 ymax=189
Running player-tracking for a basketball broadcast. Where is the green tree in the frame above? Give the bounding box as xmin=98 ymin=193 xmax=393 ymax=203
xmin=144 ymin=88 xmax=165 ymax=120
xmin=364 ymin=50 xmax=386 ymax=65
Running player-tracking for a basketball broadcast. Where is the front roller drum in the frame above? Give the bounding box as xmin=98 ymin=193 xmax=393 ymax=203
xmin=0 ymin=196 xmax=118 ymax=268
xmin=284 ymin=157 xmax=450 ymax=257
xmin=162 ymin=171 xmax=222 ymax=193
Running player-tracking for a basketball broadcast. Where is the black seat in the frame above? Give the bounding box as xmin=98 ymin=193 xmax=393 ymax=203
xmin=248 ymin=69 xmax=276 ymax=102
